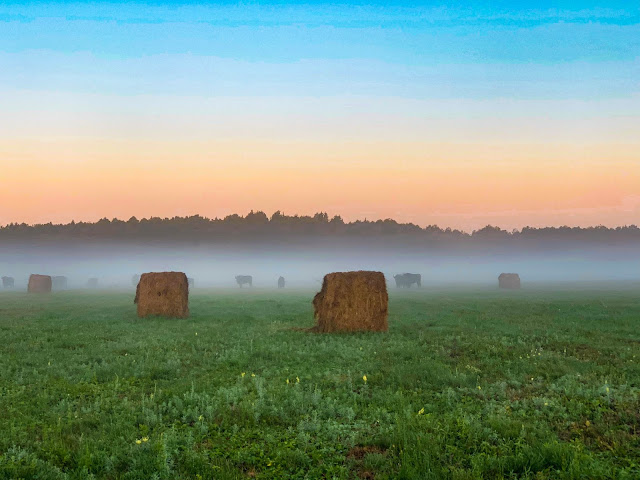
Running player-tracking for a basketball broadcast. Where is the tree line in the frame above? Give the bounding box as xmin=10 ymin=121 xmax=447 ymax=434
xmin=1 ymin=211 xmax=638 ymax=248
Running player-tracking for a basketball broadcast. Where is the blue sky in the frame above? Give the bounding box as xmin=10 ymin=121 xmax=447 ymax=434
xmin=1 ymin=1 xmax=639 ymax=228
xmin=1 ymin=1 xmax=638 ymax=100
xmin=1 ymin=2 xmax=638 ymax=63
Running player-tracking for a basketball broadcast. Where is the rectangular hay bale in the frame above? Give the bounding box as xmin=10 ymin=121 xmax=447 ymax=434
xmin=52 ymin=276 xmax=68 ymax=290
xmin=312 ymin=271 xmax=388 ymax=332
xmin=28 ymin=274 xmax=52 ymax=293
xmin=499 ymin=273 xmax=521 ymax=289
xmin=135 ymin=272 xmax=189 ymax=318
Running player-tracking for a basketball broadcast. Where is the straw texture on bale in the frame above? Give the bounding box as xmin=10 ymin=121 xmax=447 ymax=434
xmin=28 ymin=274 xmax=52 ymax=293
xmin=134 ymin=272 xmax=189 ymax=318
xmin=312 ymin=271 xmax=388 ymax=333
xmin=499 ymin=273 xmax=521 ymax=289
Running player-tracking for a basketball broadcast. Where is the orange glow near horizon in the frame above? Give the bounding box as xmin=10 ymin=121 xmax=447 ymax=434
xmin=1 ymin=137 xmax=639 ymax=231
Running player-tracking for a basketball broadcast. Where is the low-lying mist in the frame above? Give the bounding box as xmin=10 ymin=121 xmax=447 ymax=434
xmin=1 ymin=242 xmax=639 ymax=290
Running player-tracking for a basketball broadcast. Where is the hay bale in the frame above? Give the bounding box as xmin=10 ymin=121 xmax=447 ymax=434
xmin=28 ymin=274 xmax=52 ymax=293
xmin=134 ymin=272 xmax=189 ymax=318
xmin=2 ymin=276 xmax=14 ymax=288
xmin=87 ymin=278 xmax=98 ymax=288
xmin=312 ymin=271 xmax=388 ymax=333
xmin=278 ymin=276 xmax=285 ymax=288
xmin=499 ymin=273 xmax=521 ymax=289
xmin=52 ymin=276 xmax=68 ymax=290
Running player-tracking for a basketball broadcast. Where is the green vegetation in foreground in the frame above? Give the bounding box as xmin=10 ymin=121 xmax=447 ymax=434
xmin=0 ymin=286 xmax=639 ymax=479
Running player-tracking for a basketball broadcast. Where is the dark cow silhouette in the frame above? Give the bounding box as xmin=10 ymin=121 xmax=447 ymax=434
xmin=52 ymin=276 xmax=68 ymax=290
xmin=188 ymin=277 xmax=195 ymax=288
xmin=235 ymin=275 xmax=252 ymax=288
xmin=393 ymin=273 xmax=421 ymax=288
xmin=87 ymin=278 xmax=98 ymax=288
xmin=277 ymin=276 xmax=285 ymax=288
xmin=2 ymin=276 xmax=15 ymax=288
xmin=132 ymin=274 xmax=140 ymax=287
xmin=499 ymin=273 xmax=521 ymax=289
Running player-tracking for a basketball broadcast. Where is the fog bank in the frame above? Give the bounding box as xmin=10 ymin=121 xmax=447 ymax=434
xmin=1 ymin=243 xmax=639 ymax=290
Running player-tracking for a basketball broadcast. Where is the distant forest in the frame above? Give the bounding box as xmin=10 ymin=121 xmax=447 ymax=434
xmin=1 ymin=211 xmax=639 ymax=250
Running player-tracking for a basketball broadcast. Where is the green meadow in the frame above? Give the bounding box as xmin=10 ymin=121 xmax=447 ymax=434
xmin=0 ymin=286 xmax=639 ymax=479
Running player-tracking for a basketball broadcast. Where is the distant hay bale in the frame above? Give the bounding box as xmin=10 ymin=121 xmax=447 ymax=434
xmin=87 ymin=278 xmax=98 ymax=288
xmin=28 ymin=274 xmax=52 ymax=293
xmin=312 ymin=271 xmax=388 ymax=333
xmin=134 ymin=272 xmax=189 ymax=318
xmin=52 ymin=276 xmax=68 ymax=290
xmin=2 ymin=276 xmax=14 ymax=288
xmin=278 ymin=276 xmax=285 ymax=288
xmin=499 ymin=273 xmax=521 ymax=289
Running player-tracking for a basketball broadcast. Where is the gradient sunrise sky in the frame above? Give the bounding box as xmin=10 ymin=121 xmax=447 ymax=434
xmin=1 ymin=1 xmax=638 ymax=230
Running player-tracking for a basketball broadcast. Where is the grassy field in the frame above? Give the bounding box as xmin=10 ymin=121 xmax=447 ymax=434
xmin=0 ymin=286 xmax=639 ymax=479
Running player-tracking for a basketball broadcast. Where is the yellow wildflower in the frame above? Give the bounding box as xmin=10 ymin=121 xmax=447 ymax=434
xmin=585 ymin=420 xmax=591 ymax=427
xmin=417 ymin=408 xmax=424 ymax=415
xmin=477 ymin=386 xmax=481 ymax=390
xmin=363 ymin=375 xmax=367 ymax=383
xmin=286 ymin=378 xmax=289 ymax=384
xmin=296 ymin=376 xmax=300 ymax=383
xmin=198 ymin=415 xmax=203 ymax=421
xmin=136 ymin=439 xmax=141 ymax=445
xmin=241 ymin=372 xmax=245 ymax=378
xmin=142 ymin=437 xmax=149 ymax=442
xmin=251 ymin=373 xmax=256 ymax=377
xmin=606 ymin=387 xmax=610 ymax=393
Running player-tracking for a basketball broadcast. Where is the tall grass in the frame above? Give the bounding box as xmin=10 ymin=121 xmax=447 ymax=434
xmin=0 ymin=287 xmax=638 ymax=479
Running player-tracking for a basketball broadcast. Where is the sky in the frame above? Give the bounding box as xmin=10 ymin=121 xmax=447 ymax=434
xmin=0 ymin=1 xmax=639 ymax=231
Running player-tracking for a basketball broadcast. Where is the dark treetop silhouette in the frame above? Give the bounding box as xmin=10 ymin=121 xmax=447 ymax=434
xmin=1 ymin=211 xmax=638 ymax=251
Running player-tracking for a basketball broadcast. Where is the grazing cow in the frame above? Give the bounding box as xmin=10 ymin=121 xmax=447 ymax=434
xmin=87 ymin=278 xmax=98 ymax=288
xmin=188 ymin=277 xmax=195 ymax=288
xmin=277 ymin=276 xmax=285 ymax=288
xmin=52 ymin=276 xmax=68 ymax=290
xmin=132 ymin=274 xmax=140 ymax=287
xmin=2 ymin=276 xmax=15 ymax=288
xmin=499 ymin=273 xmax=521 ymax=289
xmin=235 ymin=275 xmax=252 ymax=288
xmin=393 ymin=273 xmax=421 ymax=288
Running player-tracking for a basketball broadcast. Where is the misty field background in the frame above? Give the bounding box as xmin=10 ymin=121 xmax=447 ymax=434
xmin=1 ymin=287 xmax=639 ymax=479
